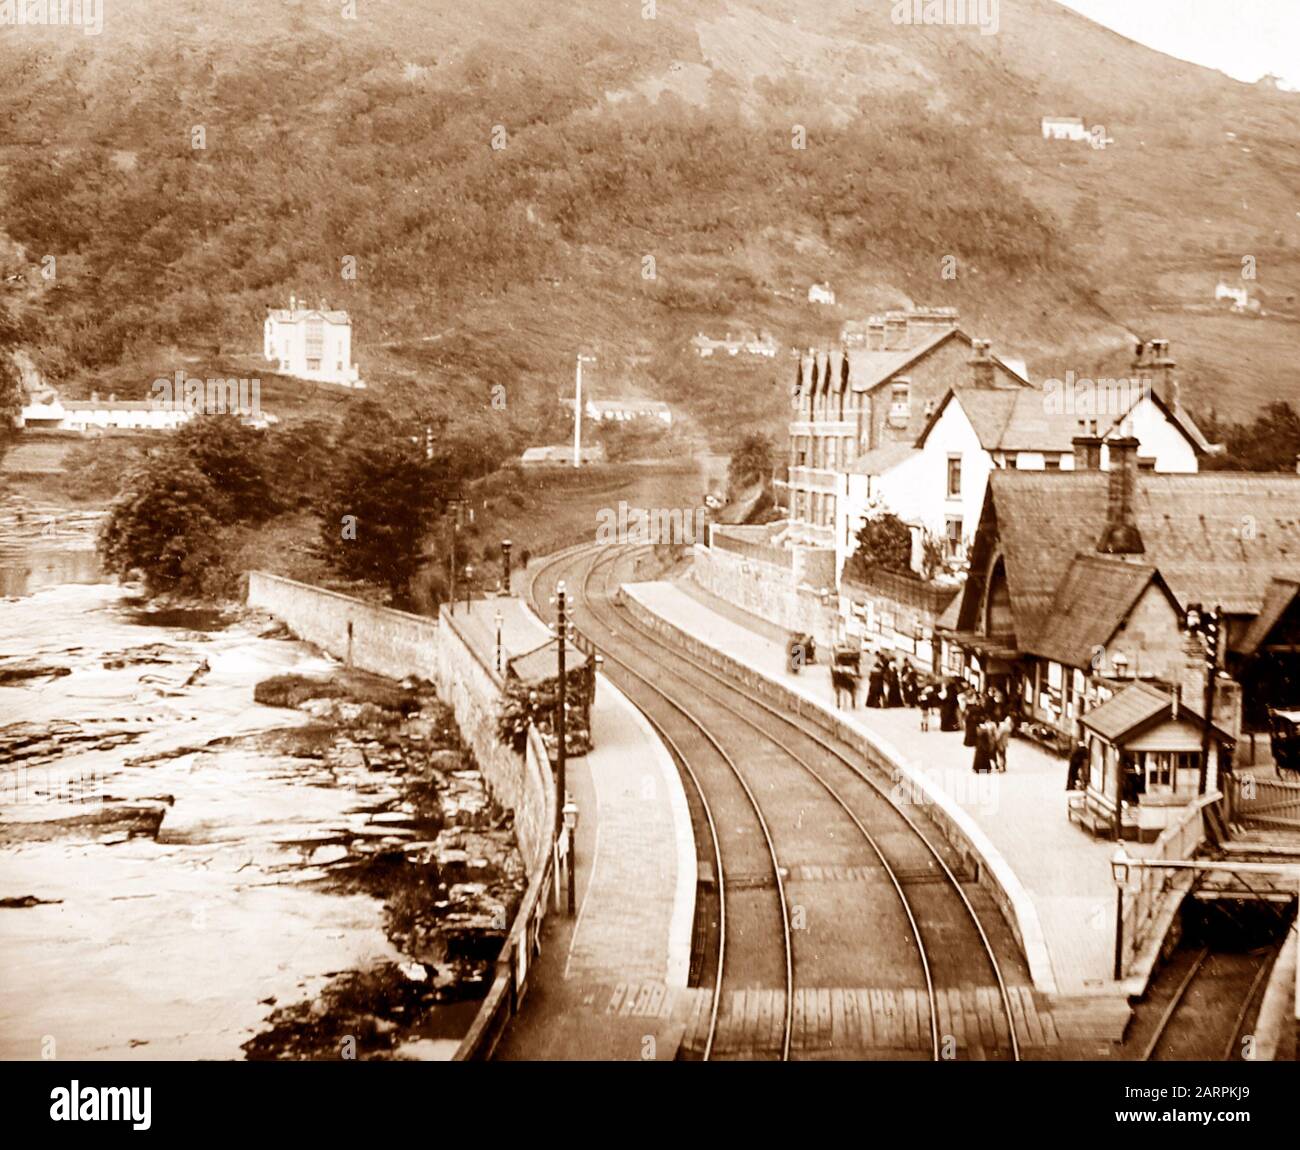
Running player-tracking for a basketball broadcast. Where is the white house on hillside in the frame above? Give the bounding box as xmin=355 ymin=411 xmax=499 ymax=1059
xmin=264 ymin=296 xmax=363 ymax=388
xmin=808 ymin=283 xmax=836 ymax=306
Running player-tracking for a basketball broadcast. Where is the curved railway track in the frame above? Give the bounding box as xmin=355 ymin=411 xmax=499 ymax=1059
xmin=525 ymin=542 xmax=1026 ymax=1061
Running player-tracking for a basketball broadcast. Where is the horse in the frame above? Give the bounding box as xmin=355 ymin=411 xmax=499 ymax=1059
xmin=831 ymin=665 xmax=861 ymax=710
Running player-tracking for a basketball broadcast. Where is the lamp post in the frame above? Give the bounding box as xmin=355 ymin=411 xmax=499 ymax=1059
xmin=494 ymin=608 xmax=503 ymax=676
xmin=562 ymin=795 xmax=579 ymax=916
xmin=1110 ymin=851 xmax=1130 ymax=981
xmin=501 ymin=539 xmax=513 ymax=596
xmin=551 ymin=581 xmax=571 ymax=842
xmin=463 ymin=564 xmax=474 ymax=610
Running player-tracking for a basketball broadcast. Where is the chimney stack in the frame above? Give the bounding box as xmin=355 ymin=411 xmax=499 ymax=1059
xmin=1142 ymin=338 xmax=1176 ymax=408
xmin=289 ymin=293 xmax=297 ymax=313
xmin=969 ymin=339 xmax=995 ymax=389
xmin=1096 ymin=436 xmax=1144 ymax=554
xmin=883 ymin=312 xmax=908 ymax=351
xmin=867 ymin=317 xmax=886 ymax=351
xmin=1072 ymin=423 xmax=1104 ymax=470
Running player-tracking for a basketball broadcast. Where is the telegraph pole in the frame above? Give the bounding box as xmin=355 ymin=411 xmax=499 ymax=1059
xmin=1195 ymin=604 xmax=1222 ymax=796
xmin=573 ymin=353 xmax=595 ymax=468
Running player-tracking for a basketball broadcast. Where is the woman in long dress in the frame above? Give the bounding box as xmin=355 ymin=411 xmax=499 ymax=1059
xmin=963 ymin=692 xmax=984 ymax=747
xmin=939 ymin=681 xmax=961 ymax=732
xmin=972 ymin=720 xmax=995 ymax=773
xmin=885 ymin=660 xmax=903 ymax=708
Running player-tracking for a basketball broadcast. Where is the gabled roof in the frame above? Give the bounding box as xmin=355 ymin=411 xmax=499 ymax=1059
xmin=917 ymin=386 xmax=1213 ymax=458
xmin=973 ymin=471 xmax=1300 ymax=641
xmin=267 ymin=308 xmax=351 ymax=324
xmin=1027 ymin=556 xmax=1172 ymax=669
xmin=507 ymin=638 xmax=590 ymax=684
xmin=1081 ymin=679 xmax=1235 ymax=744
xmin=1235 ymin=577 xmax=1300 ymax=657
xmin=847 ymin=441 xmax=920 ymax=476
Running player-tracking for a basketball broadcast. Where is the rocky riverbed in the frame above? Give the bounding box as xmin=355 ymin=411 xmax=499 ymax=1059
xmin=0 ymin=580 xmax=523 ymax=1060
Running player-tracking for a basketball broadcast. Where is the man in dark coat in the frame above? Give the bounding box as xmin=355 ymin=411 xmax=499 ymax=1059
xmin=972 ymin=719 xmax=995 ymax=773
xmin=885 ymin=659 xmax=903 ymax=708
xmin=963 ymin=692 xmax=985 ymax=747
xmin=866 ymin=655 xmax=886 ymax=707
xmin=1066 ymin=742 xmax=1089 ymax=791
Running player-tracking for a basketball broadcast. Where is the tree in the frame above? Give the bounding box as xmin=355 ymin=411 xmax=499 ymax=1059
xmin=98 ymin=457 xmax=226 ymax=596
xmin=0 ymin=306 xmax=26 ymax=465
xmin=173 ymin=415 xmax=275 ymax=523
xmin=1204 ymin=401 xmax=1300 ymax=472
xmin=313 ymin=402 xmax=446 ymax=601
xmin=728 ymin=432 xmax=776 ymax=494
xmin=852 ymin=512 xmax=913 ymax=578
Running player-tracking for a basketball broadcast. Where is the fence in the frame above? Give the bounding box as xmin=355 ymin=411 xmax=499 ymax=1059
xmin=1116 ymin=793 xmax=1216 ymax=979
xmin=709 ymin=527 xmax=795 ymax=569
xmin=1229 ymin=774 xmax=1300 ymax=830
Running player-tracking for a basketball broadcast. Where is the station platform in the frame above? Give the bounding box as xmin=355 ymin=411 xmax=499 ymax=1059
xmin=622 ymin=578 xmax=1145 ymax=1005
xmin=450 ymin=597 xmax=697 ymax=1060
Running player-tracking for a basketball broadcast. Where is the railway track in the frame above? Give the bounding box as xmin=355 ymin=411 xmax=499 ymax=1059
xmin=526 ymin=542 xmax=1027 ymax=1061
xmin=1140 ymin=944 xmax=1280 ymax=1061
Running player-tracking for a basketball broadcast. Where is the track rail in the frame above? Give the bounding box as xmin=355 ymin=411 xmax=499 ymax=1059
xmin=593 ymin=545 xmax=1023 ymax=1058
xmin=528 ymin=545 xmax=793 ymax=1060
xmin=537 ymin=542 xmax=1023 ymax=1059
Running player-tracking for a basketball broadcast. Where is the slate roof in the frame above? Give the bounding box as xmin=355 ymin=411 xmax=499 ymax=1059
xmin=1236 ymin=577 xmax=1300 ymax=657
xmin=1081 ymin=679 xmax=1234 ymax=744
xmin=507 ymin=638 xmax=590 ymax=684
xmin=847 ymin=441 xmax=920 ymax=476
xmin=922 ymin=387 xmax=1211 ymax=457
xmin=1027 ymin=555 xmax=1168 ymax=668
xmin=977 ymin=470 xmax=1300 ymax=644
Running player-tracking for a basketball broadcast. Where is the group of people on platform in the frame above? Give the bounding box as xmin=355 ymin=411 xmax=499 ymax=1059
xmin=856 ymin=653 xmax=1016 ymax=774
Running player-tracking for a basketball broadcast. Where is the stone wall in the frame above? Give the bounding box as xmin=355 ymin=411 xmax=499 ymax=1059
xmin=691 ymin=543 xmax=835 ymax=647
xmin=246 ymin=572 xmax=439 ymax=680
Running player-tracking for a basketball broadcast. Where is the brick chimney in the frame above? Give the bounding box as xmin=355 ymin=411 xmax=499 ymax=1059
xmin=906 ymin=307 xmax=961 ymax=340
xmin=1096 ymin=436 xmax=1144 ymax=554
xmin=1072 ymin=424 xmax=1103 ymax=470
xmin=883 ymin=312 xmax=908 ymax=351
xmin=1142 ymin=338 xmax=1176 ymax=408
xmin=969 ymin=339 xmax=995 ymax=389
xmin=867 ymin=317 xmax=886 ymax=351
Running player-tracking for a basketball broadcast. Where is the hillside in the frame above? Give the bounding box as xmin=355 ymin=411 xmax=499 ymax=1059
xmin=0 ymin=0 xmax=1296 ymax=449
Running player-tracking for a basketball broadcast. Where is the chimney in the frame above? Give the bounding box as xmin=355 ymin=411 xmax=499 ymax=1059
xmin=969 ymin=339 xmax=995 ymax=389
xmin=906 ymin=306 xmax=960 ymax=340
xmin=1096 ymin=436 xmax=1144 ymax=554
xmin=1072 ymin=424 xmax=1103 ymax=470
xmin=883 ymin=312 xmax=909 ymax=351
xmin=90 ymin=391 xmax=99 ymax=403
xmin=867 ymin=317 xmax=886 ymax=351
xmin=1143 ymin=338 xmax=1176 ymax=407
xmin=289 ymin=293 xmax=297 ymax=313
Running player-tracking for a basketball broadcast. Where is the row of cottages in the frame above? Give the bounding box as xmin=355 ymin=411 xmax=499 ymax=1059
xmin=845 ymin=339 xmax=1214 ymax=571
xmin=581 ymin=398 xmax=672 ymax=426
xmin=946 ymin=439 xmax=1300 ymax=838
xmin=263 ymin=296 xmax=363 ymax=388
xmin=16 ymin=389 xmax=274 ymax=433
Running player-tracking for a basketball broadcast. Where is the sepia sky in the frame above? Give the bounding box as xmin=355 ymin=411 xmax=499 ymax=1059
xmin=1056 ymin=0 xmax=1300 ymax=88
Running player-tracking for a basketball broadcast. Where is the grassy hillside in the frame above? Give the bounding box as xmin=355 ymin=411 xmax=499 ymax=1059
xmin=0 ymin=0 xmax=1296 ymax=451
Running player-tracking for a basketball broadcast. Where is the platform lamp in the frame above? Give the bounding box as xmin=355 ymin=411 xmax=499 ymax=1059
xmin=1109 ymin=851 xmax=1132 ymax=981
xmin=494 ymin=608 xmax=503 ymax=676
xmin=462 ymin=563 xmax=474 ymax=610
xmin=562 ymin=795 xmax=579 ymax=916
xmin=501 ymin=539 xmax=513 ymax=596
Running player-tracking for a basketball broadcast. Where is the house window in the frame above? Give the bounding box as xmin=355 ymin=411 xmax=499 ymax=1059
xmin=826 ymin=438 xmax=838 ymax=470
xmin=307 ymin=358 xmax=321 ymax=371
xmin=1044 ymin=455 xmax=1061 ymax=471
xmin=947 ymin=455 xmax=962 ymax=497
xmin=944 ymin=516 xmax=962 ymax=558
xmin=888 ymin=381 xmax=911 ymax=428
xmin=1005 ymin=452 xmax=1018 ymax=469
